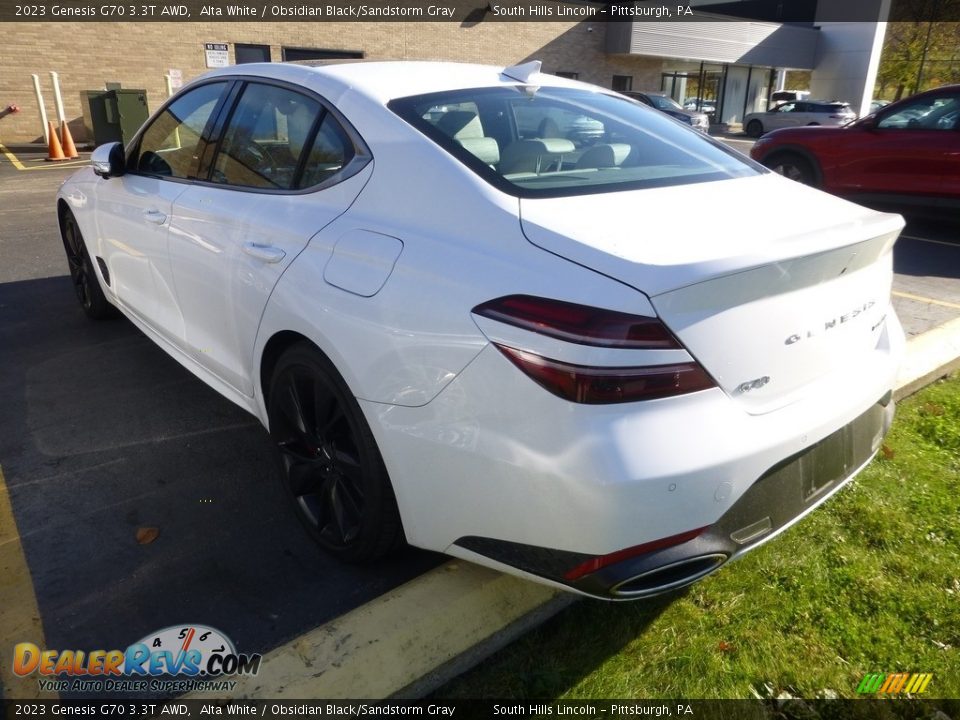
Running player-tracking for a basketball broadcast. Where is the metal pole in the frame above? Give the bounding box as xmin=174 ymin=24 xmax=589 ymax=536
xmin=49 ymin=71 xmax=66 ymax=125
xmin=31 ymin=74 xmax=49 ymax=144
xmin=915 ymin=21 xmax=934 ymax=95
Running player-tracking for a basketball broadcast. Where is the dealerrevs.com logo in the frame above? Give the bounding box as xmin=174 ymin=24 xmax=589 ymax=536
xmin=13 ymin=624 xmax=262 ymax=694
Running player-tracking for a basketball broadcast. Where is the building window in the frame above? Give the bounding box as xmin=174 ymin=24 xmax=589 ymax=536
xmin=555 ymin=71 xmax=579 ymax=80
xmin=235 ymin=44 xmax=271 ymax=64
xmin=281 ymin=47 xmax=364 ymax=62
xmin=612 ymin=75 xmax=633 ymax=92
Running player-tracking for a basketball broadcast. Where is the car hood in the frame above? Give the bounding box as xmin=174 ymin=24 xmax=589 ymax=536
xmin=759 ymin=125 xmax=852 ymax=141
xmin=518 ymin=173 xmax=902 ymax=297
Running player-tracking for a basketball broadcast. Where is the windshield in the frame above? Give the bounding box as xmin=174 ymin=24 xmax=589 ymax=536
xmin=649 ymin=95 xmax=684 ymax=111
xmin=389 ymin=86 xmax=761 ymax=198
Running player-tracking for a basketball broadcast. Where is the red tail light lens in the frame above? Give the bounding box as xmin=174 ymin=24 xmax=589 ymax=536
xmin=564 ymin=526 xmax=709 ymax=581
xmin=473 ymin=295 xmax=682 ymax=349
xmin=474 ymin=295 xmax=715 ymax=403
xmin=496 ymin=345 xmax=715 ymax=404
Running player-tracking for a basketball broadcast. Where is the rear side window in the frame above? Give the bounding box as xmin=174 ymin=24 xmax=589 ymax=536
xmin=212 ymin=83 xmax=322 ymax=190
xmin=298 ymin=113 xmax=355 ymax=189
xmin=135 ymin=82 xmax=227 ymax=179
xmin=390 ymin=86 xmax=759 ymax=198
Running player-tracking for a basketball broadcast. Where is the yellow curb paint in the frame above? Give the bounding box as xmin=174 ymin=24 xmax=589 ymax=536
xmin=187 ymin=562 xmax=559 ymax=700
xmin=0 ymin=467 xmax=58 ymax=699
xmin=894 ymin=290 xmax=960 ymax=312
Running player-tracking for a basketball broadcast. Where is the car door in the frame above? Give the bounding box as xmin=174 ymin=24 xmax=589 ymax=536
xmin=94 ymin=81 xmax=230 ymax=344
xmin=166 ymin=80 xmax=372 ymax=396
xmin=765 ymin=102 xmax=796 ymax=130
xmin=830 ymin=90 xmax=960 ymax=199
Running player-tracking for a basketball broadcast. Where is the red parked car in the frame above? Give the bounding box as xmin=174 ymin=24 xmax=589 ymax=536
xmin=749 ymin=85 xmax=960 ymax=212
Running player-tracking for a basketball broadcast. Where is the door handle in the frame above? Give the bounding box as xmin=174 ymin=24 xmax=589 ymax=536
xmin=242 ymin=242 xmax=286 ymax=264
xmin=143 ymin=209 xmax=167 ymax=225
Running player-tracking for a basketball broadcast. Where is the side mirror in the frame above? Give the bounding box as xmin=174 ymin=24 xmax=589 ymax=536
xmin=856 ymin=116 xmax=877 ymax=130
xmin=91 ymin=142 xmax=126 ymax=179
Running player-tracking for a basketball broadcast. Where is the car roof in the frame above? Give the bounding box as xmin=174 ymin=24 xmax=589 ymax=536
xmin=196 ymin=59 xmax=591 ymax=105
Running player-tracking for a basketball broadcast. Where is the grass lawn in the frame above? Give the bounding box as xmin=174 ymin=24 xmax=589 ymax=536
xmin=437 ymin=375 xmax=960 ymax=700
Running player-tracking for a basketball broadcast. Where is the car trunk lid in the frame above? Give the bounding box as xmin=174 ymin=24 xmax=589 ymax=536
xmin=519 ymin=174 xmax=903 ymax=412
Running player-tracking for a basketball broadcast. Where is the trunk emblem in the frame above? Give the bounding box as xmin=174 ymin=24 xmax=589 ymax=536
xmin=785 ymin=300 xmax=875 ymax=345
xmin=736 ymin=376 xmax=770 ymax=394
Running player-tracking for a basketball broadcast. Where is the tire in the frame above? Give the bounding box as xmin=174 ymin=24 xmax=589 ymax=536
xmin=765 ymin=153 xmax=818 ymax=187
xmin=60 ymin=210 xmax=116 ymax=320
xmin=746 ymin=120 xmax=764 ymax=138
xmin=267 ymin=343 xmax=404 ymax=562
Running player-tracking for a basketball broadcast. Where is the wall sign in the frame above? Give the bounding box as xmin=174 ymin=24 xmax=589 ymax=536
xmin=204 ymin=43 xmax=229 ymax=68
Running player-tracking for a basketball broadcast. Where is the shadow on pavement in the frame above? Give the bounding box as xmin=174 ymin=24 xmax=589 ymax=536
xmin=0 ymin=275 xmax=442 ymax=697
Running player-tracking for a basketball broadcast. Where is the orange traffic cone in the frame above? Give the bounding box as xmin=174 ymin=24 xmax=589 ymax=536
xmin=45 ymin=120 xmax=67 ymax=161
xmin=60 ymin=121 xmax=79 ymax=159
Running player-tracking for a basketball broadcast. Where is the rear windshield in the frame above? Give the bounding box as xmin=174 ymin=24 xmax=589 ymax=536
xmin=389 ymin=86 xmax=761 ymax=198
xmin=648 ymin=95 xmax=683 ymax=111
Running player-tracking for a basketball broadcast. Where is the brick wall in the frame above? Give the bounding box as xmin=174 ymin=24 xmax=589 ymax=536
xmin=0 ymin=21 xmax=662 ymax=144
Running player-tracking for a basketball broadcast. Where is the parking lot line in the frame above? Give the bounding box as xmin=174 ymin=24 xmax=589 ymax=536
xmin=0 ymin=143 xmax=88 ymax=171
xmin=900 ymin=235 xmax=960 ymax=249
xmin=0 ymin=467 xmax=58 ymax=700
xmin=893 ymin=290 xmax=960 ymax=312
xmin=0 ymin=143 xmax=27 ymax=170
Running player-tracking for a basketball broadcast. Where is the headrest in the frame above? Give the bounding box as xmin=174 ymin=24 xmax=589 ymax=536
xmin=458 ymin=137 xmax=500 ymax=166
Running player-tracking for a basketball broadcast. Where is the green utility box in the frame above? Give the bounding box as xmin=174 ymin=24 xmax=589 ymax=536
xmin=80 ymin=88 xmax=149 ymax=147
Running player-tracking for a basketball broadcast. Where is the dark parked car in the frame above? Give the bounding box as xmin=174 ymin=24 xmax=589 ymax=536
xmin=622 ymin=91 xmax=710 ymax=132
xmin=749 ymin=85 xmax=960 ymax=211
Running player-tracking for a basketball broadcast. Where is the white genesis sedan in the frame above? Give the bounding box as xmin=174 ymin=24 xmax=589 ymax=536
xmin=57 ymin=61 xmax=904 ymax=599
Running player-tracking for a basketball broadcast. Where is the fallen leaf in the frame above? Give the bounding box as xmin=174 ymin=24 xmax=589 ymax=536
xmin=717 ymin=640 xmax=734 ymax=653
xmin=136 ymin=527 xmax=160 ymax=545
xmin=881 ymin=445 xmax=895 ymax=460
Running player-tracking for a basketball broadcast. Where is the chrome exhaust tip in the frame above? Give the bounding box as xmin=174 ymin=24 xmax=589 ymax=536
xmin=610 ymin=553 xmax=727 ymax=598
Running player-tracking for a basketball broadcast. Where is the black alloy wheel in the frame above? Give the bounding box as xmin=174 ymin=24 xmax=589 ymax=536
xmin=60 ymin=211 xmax=115 ymax=320
xmin=746 ymin=119 xmax=764 ymax=138
xmin=767 ymin=153 xmax=817 ymax=187
xmin=268 ymin=344 xmax=404 ymax=562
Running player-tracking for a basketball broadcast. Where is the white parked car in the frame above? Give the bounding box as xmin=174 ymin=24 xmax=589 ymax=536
xmin=57 ymin=60 xmax=904 ymax=599
xmin=745 ymin=100 xmax=857 ymax=137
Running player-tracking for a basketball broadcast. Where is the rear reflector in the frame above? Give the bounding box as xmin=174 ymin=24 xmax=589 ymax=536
xmin=473 ymin=295 xmax=682 ymax=349
xmin=495 ymin=344 xmax=716 ymax=404
xmin=564 ymin=527 xmax=710 ymax=581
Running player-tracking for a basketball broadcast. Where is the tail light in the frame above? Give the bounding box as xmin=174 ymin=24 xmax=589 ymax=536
xmin=473 ymin=295 xmax=681 ymax=349
xmin=473 ymin=295 xmax=716 ymax=404
xmin=564 ymin=526 xmax=709 ymax=581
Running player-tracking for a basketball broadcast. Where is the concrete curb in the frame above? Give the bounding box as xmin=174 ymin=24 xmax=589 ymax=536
xmin=200 ymin=316 xmax=960 ymax=701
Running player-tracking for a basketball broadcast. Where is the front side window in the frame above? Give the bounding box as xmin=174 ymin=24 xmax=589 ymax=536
xmin=212 ymin=83 xmax=322 ymax=190
xmin=877 ymin=93 xmax=960 ymax=130
xmin=390 ymin=86 xmax=760 ymax=198
xmin=134 ymin=82 xmax=227 ymax=179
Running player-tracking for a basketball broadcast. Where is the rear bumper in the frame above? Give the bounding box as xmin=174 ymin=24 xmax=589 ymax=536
xmin=557 ymin=392 xmax=892 ymax=598
xmin=360 ymin=310 xmax=903 ymax=598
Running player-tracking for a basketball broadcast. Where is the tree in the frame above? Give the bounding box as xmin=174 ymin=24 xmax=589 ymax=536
xmin=876 ymin=0 xmax=960 ymax=99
